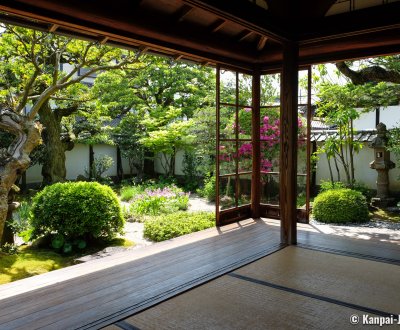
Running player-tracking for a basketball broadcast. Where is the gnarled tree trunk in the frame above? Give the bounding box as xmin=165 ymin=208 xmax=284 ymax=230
xmin=0 ymin=109 xmax=42 ymax=242
xmin=39 ymin=102 xmax=74 ymax=185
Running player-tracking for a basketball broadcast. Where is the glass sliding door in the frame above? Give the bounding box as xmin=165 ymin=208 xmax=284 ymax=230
xmin=259 ymin=68 xmax=312 ymax=222
xmin=216 ymin=66 xmax=312 ymax=226
xmin=216 ymin=66 xmax=252 ymax=225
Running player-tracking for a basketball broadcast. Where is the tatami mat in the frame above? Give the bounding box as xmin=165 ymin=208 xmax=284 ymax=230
xmin=234 ymin=246 xmax=400 ymax=314
xmin=107 ymin=246 xmax=398 ymax=329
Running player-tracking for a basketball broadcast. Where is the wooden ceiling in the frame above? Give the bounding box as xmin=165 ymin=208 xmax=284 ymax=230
xmin=0 ymin=0 xmax=399 ymax=71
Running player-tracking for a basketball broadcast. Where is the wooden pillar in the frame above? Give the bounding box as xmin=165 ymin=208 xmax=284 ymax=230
xmin=116 ymin=146 xmax=123 ymax=182
xmin=251 ymin=69 xmax=261 ymax=218
xmin=280 ymin=41 xmax=298 ymax=245
xmin=89 ymin=145 xmax=94 ymax=179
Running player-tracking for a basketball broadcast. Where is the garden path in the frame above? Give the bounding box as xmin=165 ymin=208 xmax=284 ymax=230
xmin=77 ymin=195 xmax=215 ymax=262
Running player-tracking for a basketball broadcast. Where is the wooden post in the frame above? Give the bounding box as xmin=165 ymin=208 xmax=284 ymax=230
xmin=251 ymin=69 xmax=261 ymax=218
xmin=216 ymin=65 xmax=221 ymax=226
xmin=280 ymin=41 xmax=298 ymax=245
xmin=306 ymin=66 xmax=312 ymax=223
xmin=89 ymin=145 xmax=94 ymax=179
xmin=116 ymin=146 xmax=123 ymax=182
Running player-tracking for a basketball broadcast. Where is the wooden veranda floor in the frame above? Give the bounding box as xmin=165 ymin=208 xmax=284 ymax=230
xmin=0 ymin=219 xmax=399 ymax=330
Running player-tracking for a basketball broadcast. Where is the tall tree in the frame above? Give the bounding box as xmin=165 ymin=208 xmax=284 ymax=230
xmin=0 ymin=24 xmax=140 ymax=242
xmin=93 ymin=55 xmax=214 ymax=176
xmin=0 ymin=24 xmax=142 ymax=185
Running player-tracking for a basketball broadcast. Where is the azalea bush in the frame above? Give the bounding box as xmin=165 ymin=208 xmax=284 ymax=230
xmin=130 ymin=185 xmax=189 ymax=217
xmin=218 ymin=106 xmax=306 ymax=205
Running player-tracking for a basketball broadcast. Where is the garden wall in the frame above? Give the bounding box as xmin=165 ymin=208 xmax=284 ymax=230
xmin=315 ymin=143 xmax=400 ymax=191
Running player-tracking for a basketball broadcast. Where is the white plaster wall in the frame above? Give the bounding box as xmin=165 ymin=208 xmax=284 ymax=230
xmin=380 ymin=106 xmax=400 ymax=129
xmin=154 ymin=153 xmax=168 ymax=174
xmin=25 ymin=164 xmax=43 ymax=184
xmin=92 ymin=144 xmax=118 ymax=177
xmin=353 ymin=110 xmax=376 ymax=130
xmin=175 ymin=150 xmax=185 ymax=176
xmin=65 ymin=144 xmax=90 ymax=180
xmin=154 ymin=150 xmax=186 ymax=176
xmin=315 ymin=142 xmax=400 ymax=191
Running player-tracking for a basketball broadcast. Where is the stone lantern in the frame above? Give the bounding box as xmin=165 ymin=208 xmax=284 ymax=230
xmin=369 ymin=122 xmax=395 ymax=207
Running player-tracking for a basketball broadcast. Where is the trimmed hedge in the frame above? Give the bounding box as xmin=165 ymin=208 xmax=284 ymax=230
xmin=312 ymin=188 xmax=369 ymax=223
xmin=143 ymin=211 xmax=215 ymax=242
xmin=31 ymin=182 xmax=124 ymax=241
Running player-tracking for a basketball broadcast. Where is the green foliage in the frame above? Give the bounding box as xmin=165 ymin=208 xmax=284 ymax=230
xmin=93 ymin=55 xmax=214 ymax=177
xmin=0 ymin=243 xmax=19 ymax=255
xmin=85 ymin=154 xmax=114 ymax=181
xmin=314 ymin=83 xmax=364 ymax=184
xmin=129 ymin=185 xmax=189 ymax=217
xmin=319 ymin=180 xmax=346 ymax=192
xmin=312 ymin=188 xmax=369 ymax=223
xmin=10 ymin=201 xmax=32 ymax=241
xmin=120 ymin=185 xmax=145 ymax=201
xmin=182 ymin=151 xmax=201 ymax=192
xmin=189 ymin=106 xmax=216 ymax=176
xmin=143 ymin=211 xmax=215 ymax=242
xmin=388 ymin=126 xmax=400 ymax=178
xmin=319 ymin=180 xmax=372 ymax=201
xmin=112 ymin=113 xmax=145 ymax=175
xmin=30 ymin=182 xmax=124 ymax=245
xmin=197 ymin=174 xmax=216 ymax=202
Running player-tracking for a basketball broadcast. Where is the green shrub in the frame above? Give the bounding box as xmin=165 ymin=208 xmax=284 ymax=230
xmin=10 ymin=201 xmax=32 ymax=242
xmin=120 ymin=185 xmax=145 ymax=201
xmin=319 ymin=180 xmax=372 ymax=201
xmin=197 ymin=174 xmax=216 ymax=202
xmin=312 ymin=188 xmax=369 ymax=223
xmin=30 ymin=182 xmax=124 ymax=245
xmin=319 ymin=180 xmax=346 ymax=193
xmin=143 ymin=211 xmax=215 ymax=242
xmin=130 ymin=185 xmax=189 ymax=216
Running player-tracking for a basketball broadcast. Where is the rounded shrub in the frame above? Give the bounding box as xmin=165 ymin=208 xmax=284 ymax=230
xmin=312 ymin=188 xmax=369 ymax=223
xmin=31 ymin=182 xmax=124 ymax=242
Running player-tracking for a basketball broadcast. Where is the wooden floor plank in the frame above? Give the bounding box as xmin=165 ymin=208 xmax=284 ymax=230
xmin=0 ymin=220 xmax=278 ymax=319
xmin=0 ymin=218 xmax=399 ymax=330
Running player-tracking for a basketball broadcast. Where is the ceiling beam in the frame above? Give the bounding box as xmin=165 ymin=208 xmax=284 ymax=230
xmin=0 ymin=1 xmax=257 ymax=69
xmin=99 ymin=36 xmax=108 ymax=44
xmin=237 ymin=29 xmax=253 ymax=42
xmin=257 ymin=35 xmax=268 ymax=51
xmin=182 ymin=0 xmax=290 ymax=42
xmin=209 ymin=18 xmax=226 ymax=33
xmin=299 ymin=2 xmax=400 ymax=42
xmin=48 ymin=23 xmax=58 ymax=32
xmin=174 ymin=4 xmax=194 ymax=23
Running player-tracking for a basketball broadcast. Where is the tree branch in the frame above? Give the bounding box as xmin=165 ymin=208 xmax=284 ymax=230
xmin=54 ymin=105 xmax=79 ymax=119
xmin=336 ymin=61 xmax=400 ymax=85
xmin=16 ymin=68 xmax=40 ymax=113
